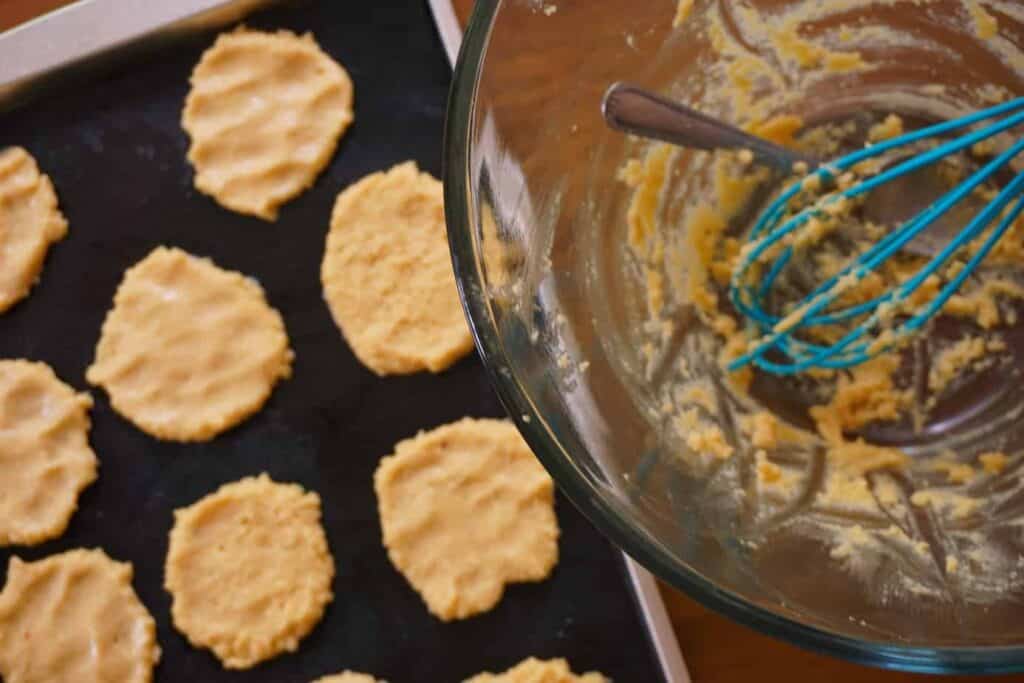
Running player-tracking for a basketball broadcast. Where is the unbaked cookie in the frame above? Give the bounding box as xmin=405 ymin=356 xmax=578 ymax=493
xmin=374 ymin=418 xmax=559 ymax=621
xmin=165 ymin=473 xmax=334 ymax=669
xmin=182 ymin=27 xmax=354 ymax=220
xmin=0 ymin=147 xmax=68 ymax=313
xmin=0 ymin=360 xmax=97 ymax=546
xmin=321 ymin=161 xmax=473 ymax=375
xmin=86 ymin=246 xmax=293 ymax=442
xmin=465 ymin=658 xmax=607 ymax=683
xmin=312 ymin=673 xmax=384 ymax=683
xmin=0 ymin=549 xmax=160 ymax=683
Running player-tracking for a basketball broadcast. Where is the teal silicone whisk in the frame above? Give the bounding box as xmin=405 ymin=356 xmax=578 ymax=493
xmin=602 ymin=83 xmax=1024 ymax=376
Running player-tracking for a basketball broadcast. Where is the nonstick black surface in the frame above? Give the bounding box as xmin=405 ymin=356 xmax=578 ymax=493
xmin=0 ymin=1 xmax=663 ymax=681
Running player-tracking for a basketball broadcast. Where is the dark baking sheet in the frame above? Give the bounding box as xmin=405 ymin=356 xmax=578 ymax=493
xmin=0 ymin=1 xmax=663 ymax=681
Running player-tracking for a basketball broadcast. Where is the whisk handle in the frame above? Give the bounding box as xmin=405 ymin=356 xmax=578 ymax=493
xmin=602 ymin=82 xmax=816 ymax=172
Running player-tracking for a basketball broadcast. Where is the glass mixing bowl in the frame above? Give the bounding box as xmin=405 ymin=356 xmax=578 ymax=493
xmin=444 ymin=0 xmax=1024 ymax=673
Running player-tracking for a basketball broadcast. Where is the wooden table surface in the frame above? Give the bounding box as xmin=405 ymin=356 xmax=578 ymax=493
xmin=0 ymin=1 xmax=1009 ymax=680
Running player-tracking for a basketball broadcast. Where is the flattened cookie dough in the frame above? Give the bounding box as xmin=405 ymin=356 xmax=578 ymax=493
xmin=313 ymin=673 xmax=384 ymax=683
xmin=165 ymin=474 xmax=334 ymax=669
xmin=183 ymin=27 xmax=354 ymax=220
xmin=465 ymin=658 xmax=607 ymax=683
xmin=0 ymin=147 xmax=68 ymax=313
xmin=374 ymin=418 xmax=559 ymax=621
xmin=0 ymin=549 xmax=161 ymax=683
xmin=86 ymin=246 xmax=293 ymax=442
xmin=321 ymin=161 xmax=473 ymax=375
xmin=0 ymin=360 xmax=97 ymax=546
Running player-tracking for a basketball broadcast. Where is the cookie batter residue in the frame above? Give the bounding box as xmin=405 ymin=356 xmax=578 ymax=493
xmin=614 ymin=0 xmax=1024 ymax=604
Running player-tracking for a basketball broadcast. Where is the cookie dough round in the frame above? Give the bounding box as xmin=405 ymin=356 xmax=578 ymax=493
xmin=0 ymin=360 xmax=97 ymax=546
xmin=321 ymin=161 xmax=473 ymax=375
xmin=0 ymin=549 xmax=161 ymax=683
xmin=86 ymin=246 xmax=293 ymax=442
xmin=374 ymin=418 xmax=559 ymax=621
xmin=182 ymin=27 xmax=354 ymax=220
xmin=313 ymin=673 xmax=383 ymax=683
xmin=465 ymin=658 xmax=607 ymax=683
xmin=165 ymin=473 xmax=335 ymax=669
xmin=0 ymin=147 xmax=68 ymax=313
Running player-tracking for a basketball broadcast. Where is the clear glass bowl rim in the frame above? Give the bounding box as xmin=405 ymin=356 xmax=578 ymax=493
xmin=442 ymin=0 xmax=1024 ymax=673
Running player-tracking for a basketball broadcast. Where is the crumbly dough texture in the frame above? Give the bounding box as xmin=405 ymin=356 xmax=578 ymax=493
xmin=312 ymin=673 xmax=384 ymax=683
xmin=86 ymin=246 xmax=293 ymax=442
xmin=0 ymin=549 xmax=160 ymax=683
xmin=464 ymin=658 xmax=607 ymax=683
xmin=182 ymin=27 xmax=354 ymax=220
xmin=0 ymin=147 xmax=68 ymax=313
xmin=321 ymin=161 xmax=473 ymax=375
xmin=375 ymin=418 xmax=559 ymax=621
xmin=165 ymin=473 xmax=334 ymax=669
xmin=0 ymin=360 xmax=97 ymax=546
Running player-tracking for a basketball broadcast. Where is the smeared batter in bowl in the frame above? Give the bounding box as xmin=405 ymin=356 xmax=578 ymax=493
xmin=615 ymin=0 xmax=1024 ymax=605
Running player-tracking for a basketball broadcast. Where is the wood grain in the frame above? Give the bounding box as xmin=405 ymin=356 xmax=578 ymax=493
xmin=0 ymin=0 xmax=1011 ymax=679
xmin=453 ymin=0 xmax=473 ymax=26
xmin=0 ymin=0 xmax=73 ymax=31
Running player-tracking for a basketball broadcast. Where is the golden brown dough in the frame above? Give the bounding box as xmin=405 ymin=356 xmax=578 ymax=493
xmin=321 ymin=161 xmax=473 ymax=375
xmin=165 ymin=474 xmax=334 ymax=669
xmin=0 ymin=147 xmax=68 ymax=313
xmin=464 ymin=657 xmax=607 ymax=683
xmin=182 ymin=28 xmax=354 ymax=220
xmin=312 ymin=673 xmax=384 ymax=683
xmin=0 ymin=360 xmax=97 ymax=546
xmin=86 ymin=246 xmax=293 ymax=442
xmin=0 ymin=549 xmax=160 ymax=683
xmin=375 ymin=418 xmax=559 ymax=621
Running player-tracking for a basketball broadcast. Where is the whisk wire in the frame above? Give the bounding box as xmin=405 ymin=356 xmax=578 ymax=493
xmin=805 ymin=138 xmax=1024 ymax=325
xmin=746 ymin=98 xmax=1024 ymax=244
xmin=727 ymin=98 xmax=1024 ymax=374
